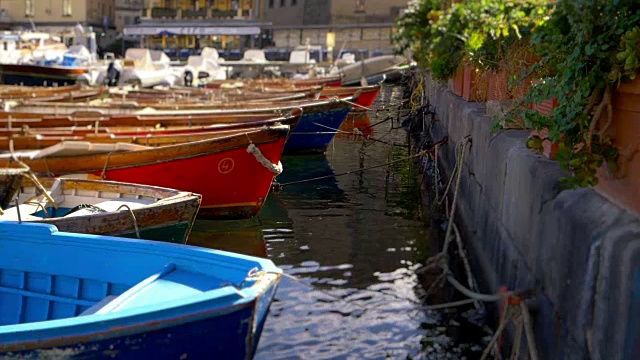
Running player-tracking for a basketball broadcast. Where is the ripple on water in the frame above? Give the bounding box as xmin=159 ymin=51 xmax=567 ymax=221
xmin=193 ymin=85 xmax=490 ymax=359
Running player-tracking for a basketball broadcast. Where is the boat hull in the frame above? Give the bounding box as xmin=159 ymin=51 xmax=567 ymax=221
xmin=0 ymin=222 xmax=282 ymax=359
xmin=2 ymin=282 xmax=278 ymax=360
xmin=91 ymin=138 xmax=287 ymax=220
xmin=284 ymin=101 xmax=352 ymax=153
xmin=2 ymin=127 xmax=290 ymax=220
xmin=321 ymin=85 xmax=381 ymax=108
xmin=0 ymin=64 xmax=87 ymax=86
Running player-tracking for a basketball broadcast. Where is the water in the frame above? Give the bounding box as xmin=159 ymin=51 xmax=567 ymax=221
xmin=189 ymin=86 xmax=490 ymax=359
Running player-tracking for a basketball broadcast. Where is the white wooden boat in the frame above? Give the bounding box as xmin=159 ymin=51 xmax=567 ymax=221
xmin=0 ymin=177 xmax=201 ymax=243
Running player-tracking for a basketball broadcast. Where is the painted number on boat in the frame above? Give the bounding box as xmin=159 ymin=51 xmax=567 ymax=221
xmin=218 ymin=158 xmax=235 ymax=174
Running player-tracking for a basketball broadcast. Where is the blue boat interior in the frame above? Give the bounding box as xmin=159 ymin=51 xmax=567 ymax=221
xmin=0 ymin=222 xmax=276 ymax=329
xmin=0 ymin=262 xmax=234 ymax=326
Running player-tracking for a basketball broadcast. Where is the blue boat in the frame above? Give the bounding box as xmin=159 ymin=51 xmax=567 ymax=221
xmin=0 ymin=222 xmax=282 ymax=359
xmin=283 ymin=97 xmax=355 ymax=153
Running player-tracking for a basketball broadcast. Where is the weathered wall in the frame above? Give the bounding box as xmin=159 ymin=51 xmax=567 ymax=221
xmin=422 ymin=73 xmax=640 ymax=360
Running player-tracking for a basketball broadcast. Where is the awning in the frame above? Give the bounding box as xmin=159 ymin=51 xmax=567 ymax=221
xmin=124 ymin=26 xmax=261 ymax=36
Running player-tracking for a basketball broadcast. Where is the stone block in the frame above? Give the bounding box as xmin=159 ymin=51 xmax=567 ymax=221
xmin=592 ymin=218 xmax=640 ymax=359
xmin=500 ymin=145 xmax=565 ymax=263
xmin=536 ymin=189 xmax=627 ymax=351
xmin=426 ymin=77 xmax=640 ymax=359
xmin=479 ymin=130 xmax=529 ymax=220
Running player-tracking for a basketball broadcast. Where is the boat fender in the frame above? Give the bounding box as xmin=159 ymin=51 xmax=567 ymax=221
xmin=184 ymin=70 xmax=194 ymax=87
xmin=105 ymin=61 xmax=121 ymax=87
xmin=247 ymin=143 xmax=283 ymax=175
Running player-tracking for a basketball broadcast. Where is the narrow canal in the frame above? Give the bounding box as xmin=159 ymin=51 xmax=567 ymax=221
xmin=190 ymin=85 xmax=490 ymax=359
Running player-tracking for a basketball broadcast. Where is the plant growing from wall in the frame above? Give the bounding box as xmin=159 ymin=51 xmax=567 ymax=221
xmin=393 ymin=0 xmax=441 ymax=69
xmin=506 ymin=0 xmax=640 ymax=187
xmin=394 ymin=0 xmax=552 ymax=81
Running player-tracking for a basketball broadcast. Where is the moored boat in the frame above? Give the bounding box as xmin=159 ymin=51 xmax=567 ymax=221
xmin=0 ymin=125 xmax=291 ymax=220
xmin=0 ymin=221 xmax=281 ymax=359
xmin=0 ymin=63 xmax=90 ymax=87
xmin=0 ymin=177 xmax=201 ymax=243
xmin=0 ymin=97 xmax=353 ymax=153
xmin=320 ymin=84 xmax=381 ymax=108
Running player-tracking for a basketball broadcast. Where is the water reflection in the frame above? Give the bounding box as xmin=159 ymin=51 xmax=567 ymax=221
xmin=339 ymin=111 xmax=375 ymax=139
xmin=190 ymin=85 xmax=489 ymax=359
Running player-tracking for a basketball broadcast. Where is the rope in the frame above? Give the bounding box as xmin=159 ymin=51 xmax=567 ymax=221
xmin=410 ymin=85 xmax=539 ymax=359
xmin=22 ymin=172 xmax=58 ymax=209
xmin=278 ymin=147 xmax=433 ymax=188
xmin=101 ymin=152 xmax=115 ymax=180
xmin=116 ymin=204 xmax=140 ymax=239
xmin=341 ymin=99 xmax=371 ymax=111
xmin=521 ymin=301 xmax=540 ymax=360
xmin=22 ymin=201 xmax=49 ymax=217
xmin=247 ymin=143 xmax=283 ymax=175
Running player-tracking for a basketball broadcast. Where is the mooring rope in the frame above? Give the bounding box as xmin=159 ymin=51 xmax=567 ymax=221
xmin=275 ymin=138 xmax=447 ymax=189
xmin=412 ymin=70 xmax=539 ymax=360
xmin=116 ymin=204 xmax=140 ymax=239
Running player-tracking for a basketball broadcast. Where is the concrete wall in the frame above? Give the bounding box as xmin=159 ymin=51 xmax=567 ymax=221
xmin=330 ymin=0 xmax=407 ymax=24
xmin=0 ymin=0 xmax=115 ymax=28
xmin=115 ymin=0 xmax=143 ymax=31
xmin=420 ymin=73 xmax=640 ymax=359
xmin=302 ymin=0 xmax=330 ymax=26
xmin=271 ymin=26 xmax=393 ymax=52
xmin=262 ymin=0 xmax=305 ymax=26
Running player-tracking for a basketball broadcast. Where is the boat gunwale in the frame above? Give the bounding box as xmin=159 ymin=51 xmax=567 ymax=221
xmin=2 ymin=124 xmax=292 ymax=174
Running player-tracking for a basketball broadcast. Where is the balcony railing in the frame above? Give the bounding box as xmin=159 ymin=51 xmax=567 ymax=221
xmin=151 ymin=7 xmax=178 ymax=18
xmin=182 ymin=8 xmax=208 ymax=18
xmin=145 ymin=8 xmax=247 ymax=20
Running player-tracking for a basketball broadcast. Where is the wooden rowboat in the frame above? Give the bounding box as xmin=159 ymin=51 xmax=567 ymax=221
xmin=0 ymin=178 xmax=201 ymax=243
xmin=205 ymin=74 xmax=343 ymax=88
xmin=0 ymin=83 xmax=82 ymax=98
xmin=0 ymin=124 xmax=291 ymax=220
xmin=0 ymin=111 xmax=302 ymax=149
xmin=320 ymin=84 xmax=382 ymax=108
xmin=0 ymin=63 xmax=90 ymax=87
xmin=0 ymin=221 xmax=281 ymax=359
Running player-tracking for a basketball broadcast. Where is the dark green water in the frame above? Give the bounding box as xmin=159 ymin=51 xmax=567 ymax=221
xmin=189 ymin=86 xmax=489 ymax=359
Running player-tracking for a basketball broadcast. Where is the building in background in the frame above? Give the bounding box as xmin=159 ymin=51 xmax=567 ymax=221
xmin=124 ymin=0 xmax=267 ymax=56
xmin=261 ymin=0 xmax=409 ymax=57
xmin=115 ymin=0 xmax=144 ymax=32
xmin=0 ymin=0 xmax=116 ymax=41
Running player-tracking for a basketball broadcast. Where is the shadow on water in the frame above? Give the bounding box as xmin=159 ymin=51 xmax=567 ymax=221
xmin=190 ymin=85 xmax=490 ymax=360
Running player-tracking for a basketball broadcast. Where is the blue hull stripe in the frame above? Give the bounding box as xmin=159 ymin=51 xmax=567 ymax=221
xmin=284 ymin=107 xmax=351 ymax=153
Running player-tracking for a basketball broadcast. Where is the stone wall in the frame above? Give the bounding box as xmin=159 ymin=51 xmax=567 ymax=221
xmin=421 ymin=73 xmax=640 ymax=359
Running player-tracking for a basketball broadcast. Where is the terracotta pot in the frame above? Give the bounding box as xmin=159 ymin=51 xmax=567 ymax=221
xmin=487 ymin=71 xmax=510 ymax=101
xmin=596 ymin=77 xmax=640 ymax=215
xmin=462 ymin=64 xmax=487 ymax=102
xmin=528 ymin=128 xmax=559 ymax=160
xmin=450 ymin=67 xmax=464 ymax=96
xmin=533 ymin=97 xmax=559 ymax=116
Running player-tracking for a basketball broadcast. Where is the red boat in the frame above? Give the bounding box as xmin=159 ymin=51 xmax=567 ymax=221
xmin=0 ymin=125 xmax=291 ymax=220
xmin=320 ymin=84 xmax=381 ymax=108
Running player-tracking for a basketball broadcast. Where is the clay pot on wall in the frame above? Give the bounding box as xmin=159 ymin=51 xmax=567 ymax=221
xmin=487 ymin=71 xmax=510 ymax=101
xmin=461 ymin=63 xmax=484 ymax=101
xmin=528 ymin=79 xmax=558 ymax=116
xmin=596 ymin=76 xmax=640 ymax=215
xmin=527 ymin=128 xmax=560 ymax=160
xmin=449 ymin=66 xmax=464 ymax=96
xmin=533 ymin=97 xmax=559 ymax=116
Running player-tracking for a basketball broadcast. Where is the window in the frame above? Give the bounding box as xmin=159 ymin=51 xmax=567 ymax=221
xmin=63 ymin=0 xmax=72 ymax=16
xmin=25 ymin=0 xmax=34 ymax=17
xmin=355 ymin=0 xmax=365 ymax=13
xmin=291 ymin=0 xmax=296 ymax=5
xmin=280 ymin=0 xmax=285 ymax=7
xmin=269 ymin=0 xmax=274 ymax=8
